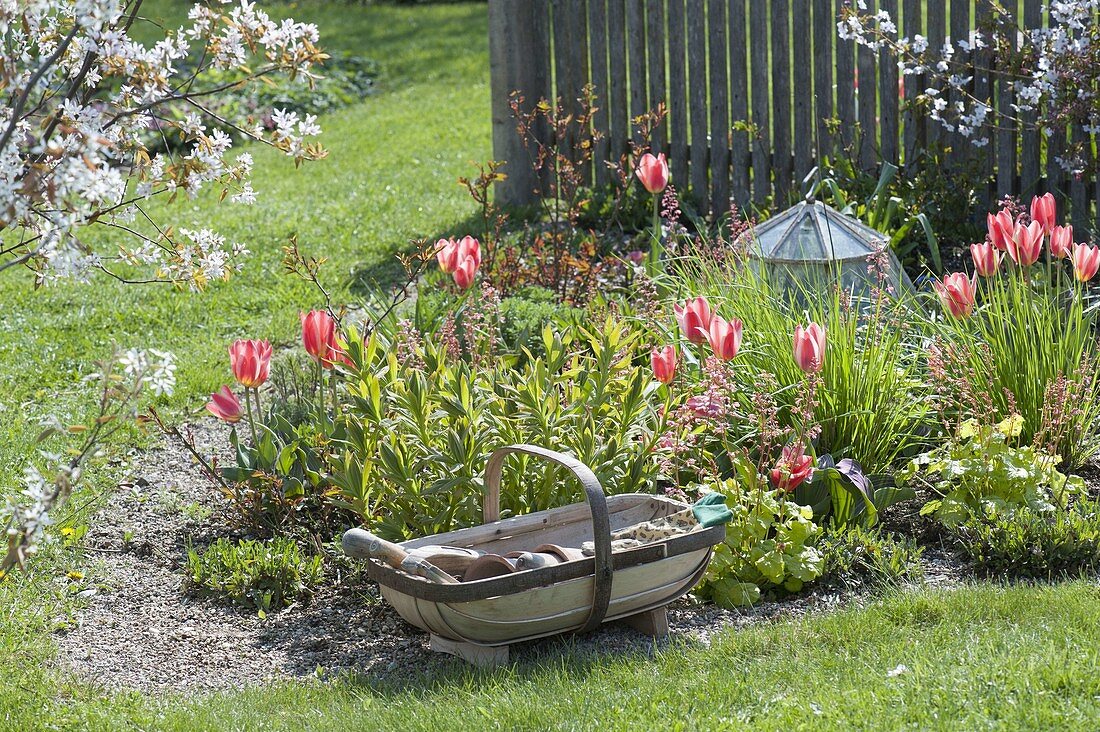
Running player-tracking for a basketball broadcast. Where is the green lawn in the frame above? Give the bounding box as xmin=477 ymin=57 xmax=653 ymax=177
xmin=2 ymin=2 xmax=1100 ymax=730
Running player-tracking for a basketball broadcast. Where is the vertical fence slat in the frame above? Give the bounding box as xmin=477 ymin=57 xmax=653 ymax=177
xmin=771 ymin=0 xmax=792 ymax=204
xmin=995 ymin=0 xmax=1016 ymax=202
xmin=948 ymin=0 xmax=971 ymax=170
xmin=792 ymin=0 xmax=813 ymax=191
xmin=856 ymin=0 xmax=877 ymax=171
xmin=1044 ymin=3 xmax=1064 ymax=200
xmin=750 ymin=1 xmax=771 ymax=206
xmin=925 ymin=0 xmax=945 ymax=150
xmin=729 ymin=0 xmax=750 ymax=207
xmin=877 ymin=0 xmax=899 ymax=167
xmin=626 ymin=0 xmax=647 ymax=141
xmin=588 ymin=0 xmax=610 ymax=186
xmin=1069 ymin=19 xmax=1088 ymax=229
xmin=607 ymin=0 xmax=628 ymax=166
xmin=834 ymin=0 xmax=856 ymax=154
xmin=972 ymin=1 xmax=992 ymax=212
xmin=902 ymin=0 xmax=923 ymax=164
xmin=813 ymin=0 xmax=834 ymax=163
xmin=488 ymin=0 xmax=551 ymax=205
xmin=708 ymin=0 xmax=729 ymax=215
xmin=687 ymin=0 xmax=708 ymax=203
xmin=667 ymin=0 xmax=688 ymax=188
xmin=1019 ymin=0 xmax=1041 ymax=197
xmin=645 ymin=0 xmax=666 ymax=153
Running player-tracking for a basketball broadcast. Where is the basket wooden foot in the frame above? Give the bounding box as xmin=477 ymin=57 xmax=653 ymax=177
xmin=429 ymin=634 xmax=509 ymax=667
xmin=621 ymin=607 xmax=669 ymax=638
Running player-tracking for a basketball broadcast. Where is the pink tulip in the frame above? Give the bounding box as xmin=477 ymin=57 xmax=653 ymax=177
xmin=635 ymin=152 xmax=669 ymax=194
xmin=706 ymin=315 xmax=743 ymax=361
xmin=650 ymin=345 xmax=677 ymax=385
xmin=987 ymin=209 xmax=1014 ymax=251
xmin=301 ymin=309 xmax=338 ymax=368
xmin=228 ymin=339 xmax=272 ymax=388
xmin=435 ymin=238 xmax=460 ymax=273
xmin=970 ymin=242 xmax=1002 ymax=278
xmin=1030 ymin=192 xmax=1056 ymax=233
xmin=770 ymin=444 xmax=814 ymax=492
xmin=453 ymin=255 xmax=478 ymax=290
xmin=1007 ymin=221 xmax=1043 ymax=267
xmin=673 ymin=297 xmax=712 ymax=344
xmin=1072 ymin=242 xmax=1100 ymax=282
xmin=1049 ymin=224 xmax=1074 ymax=259
xmin=456 ymin=235 xmax=481 ymax=270
xmin=792 ymin=322 xmax=826 ymax=374
xmin=206 ymin=386 xmax=243 ymax=423
xmin=933 ymin=273 xmax=977 ymax=318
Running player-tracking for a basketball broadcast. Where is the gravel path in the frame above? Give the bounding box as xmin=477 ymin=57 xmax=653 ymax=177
xmin=55 ymin=422 xmax=968 ymax=694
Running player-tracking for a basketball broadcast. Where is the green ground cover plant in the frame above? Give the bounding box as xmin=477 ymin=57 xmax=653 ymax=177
xmin=186 ymin=537 xmax=325 ymax=612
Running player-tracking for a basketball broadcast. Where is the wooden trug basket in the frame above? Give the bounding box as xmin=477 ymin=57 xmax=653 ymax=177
xmin=357 ymin=444 xmax=725 ymax=666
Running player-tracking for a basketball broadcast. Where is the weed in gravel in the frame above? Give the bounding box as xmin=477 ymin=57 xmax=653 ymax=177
xmin=818 ymin=525 xmax=925 ymax=591
xmin=186 ymin=537 xmax=324 ymax=613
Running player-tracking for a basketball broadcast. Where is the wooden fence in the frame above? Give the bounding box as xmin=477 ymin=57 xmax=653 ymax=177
xmin=487 ymin=0 xmax=1100 ymax=232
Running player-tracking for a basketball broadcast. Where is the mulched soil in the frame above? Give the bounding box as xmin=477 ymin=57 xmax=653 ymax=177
xmin=58 ymin=422 xmax=1063 ymax=694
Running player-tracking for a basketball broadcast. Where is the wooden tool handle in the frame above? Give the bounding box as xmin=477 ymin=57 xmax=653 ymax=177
xmin=342 ymin=528 xmax=460 ymax=585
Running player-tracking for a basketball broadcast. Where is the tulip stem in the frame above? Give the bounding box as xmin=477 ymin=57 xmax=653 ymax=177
xmin=243 ymin=388 xmax=259 ymax=448
xmin=647 ymin=193 xmax=662 ymax=277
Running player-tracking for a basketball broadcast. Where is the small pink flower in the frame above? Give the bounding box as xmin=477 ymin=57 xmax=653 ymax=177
xmin=1030 ymin=192 xmax=1056 ymax=233
xmin=706 ymin=315 xmax=743 ymax=361
xmin=453 ymin=256 xmax=478 ymax=290
xmin=650 ymin=345 xmax=677 ymax=384
xmin=770 ymin=444 xmax=814 ymax=492
xmin=228 ymin=339 xmax=272 ymax=388
xmin=635 ymin=152 xmax=669 ymax=194
xmin=792 ymin=322 xmax=826 ymax=373
xmin=934 ymin=272 xmax=977 ymax=318
xmin=1049 ymin=224 xmax=1074 ymax=259
xmin=626 ymin=250 xmax=645 ymax=265
xmin=206 ymin=386 xmax=243 ymax=423
xmin=1072 ymin=242 xmax=1100 ymax=282
xmin=673 ymin=296 xmax=712 ymax=344
xmin=987 ymin=209 xmax=1014 ymax=251
xmin=1007 ymin=221 xmax=1043 ymax=267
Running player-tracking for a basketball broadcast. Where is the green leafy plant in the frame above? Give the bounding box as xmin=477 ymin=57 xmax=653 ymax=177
xmin=185 ymin=537 xmax=325 ymax=613
xmin=951 ymin=497 xmax=1100 ymax=579
xmin=334 ymin=316 xmax=666 ymax=539
xmin=794 ymin=455 xmax=915 ymax=529
xmin=694 ymin=460 xmax=824 ymax=608
xmin=818 ymin=525 xmax=924 ymax=590
xmin=899 ymin=415 xmax=1084 ymax=528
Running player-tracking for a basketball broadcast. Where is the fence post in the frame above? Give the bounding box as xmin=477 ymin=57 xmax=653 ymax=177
xmin=488 ymin=0 xmax=550 ymax=206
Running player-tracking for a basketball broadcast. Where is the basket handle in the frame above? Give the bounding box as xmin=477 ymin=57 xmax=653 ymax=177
xmin=483 ymin=444 xmax=612 ymax=634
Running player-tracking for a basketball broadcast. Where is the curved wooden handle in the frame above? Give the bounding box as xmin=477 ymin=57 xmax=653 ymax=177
xmin=483 ymin=444 xmax=612 ymax=633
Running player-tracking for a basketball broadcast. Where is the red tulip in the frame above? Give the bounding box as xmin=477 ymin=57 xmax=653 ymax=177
xmin=987 ymin=209 xmax=1014 ymax=251
xmin=228 ymin=339 xmax=272 ymax=388
xmin=206 ymin=386 xmax=243 ymax=423
xmin=435 ymin=238 xmax=460 ymax=273
xmin=934 ymin=273 xmax=977 ymax=318
xmin=673 ymin=297 xmax=713 ymax=344
xmin=770 ymin=444 xmax=814 ymax=492
xmin=1007 ymin=221 xmax=1043 ymax=267
xmin=706 ymin=315 xmax=743 ymax=361
xmin=792 ymin=322 xmax=826 ymax=374
xmin=1030 ymin=192 xmax=1056 ymax=233
xmin=301 ymin=309 xmax=338 ymax=367
xmin=1072 ymin=242 xmax=1100 ymax=282
xmin=453 ymin=255 xmax=479 ymax=290
xmin=970 ymin=242 xmax=1002 ymax=278
xmin=1049 ymin=224 xmax=1073 ymax=259
xmin=650 ymin=345 xmax=677 ymax=384
xmin=635 ymin=152 xmax=669 ymax=194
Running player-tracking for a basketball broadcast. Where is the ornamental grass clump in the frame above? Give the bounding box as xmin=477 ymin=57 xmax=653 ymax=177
xmin=928 ymin=195 xmax=1100 ymax=469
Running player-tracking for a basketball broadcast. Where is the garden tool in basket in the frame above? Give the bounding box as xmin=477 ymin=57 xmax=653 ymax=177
xmin=580 ymin=492 xmax=732 ymax=555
